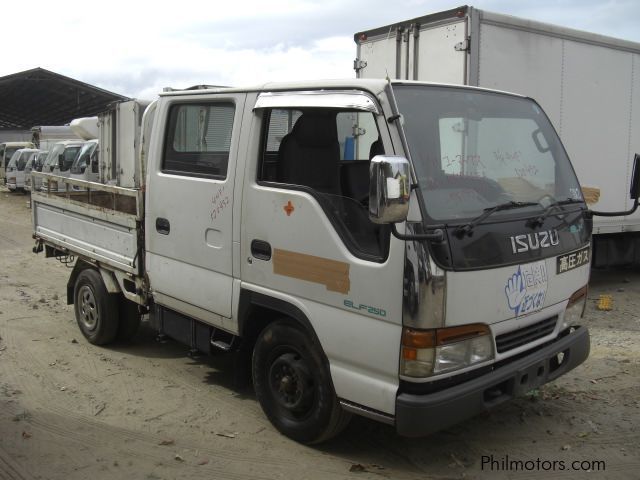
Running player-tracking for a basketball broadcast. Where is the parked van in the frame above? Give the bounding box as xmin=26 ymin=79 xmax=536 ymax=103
xmin=24 ymin=150 xmax=49 ymax=192
xmin=6 ymin=148 xmax=39 ymax=192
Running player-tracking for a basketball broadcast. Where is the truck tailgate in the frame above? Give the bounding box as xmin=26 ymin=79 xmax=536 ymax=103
xmin=31 ymin=173 xmax=142 ymax=275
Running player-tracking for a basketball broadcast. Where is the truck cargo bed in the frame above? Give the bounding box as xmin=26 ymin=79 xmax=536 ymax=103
xmin=31 ymin=173 xmax=143 ymax=275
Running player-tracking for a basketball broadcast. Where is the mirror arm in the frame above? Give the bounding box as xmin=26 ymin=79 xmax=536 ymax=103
xmin=391 ymin=223 xmax=445 ymax=242
xmin=588 ymin=198 xmax=639 ymax=218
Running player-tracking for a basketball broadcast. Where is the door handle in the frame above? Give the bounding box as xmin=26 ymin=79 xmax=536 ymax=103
xmin=251 ymin=239 xmax=272 ymax=261
xmin=156 ymin=217 xmax=170 ymax=235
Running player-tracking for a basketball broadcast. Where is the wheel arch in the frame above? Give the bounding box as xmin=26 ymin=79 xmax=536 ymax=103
xmin=238 ymin=290 xmax=327 ymax=363
xmin=67 ymin=260 xmax=121 ymax=305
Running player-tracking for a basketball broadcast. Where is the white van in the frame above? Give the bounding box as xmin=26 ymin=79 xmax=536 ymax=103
xmin=6 ymin=148 xmax=39 ymax=192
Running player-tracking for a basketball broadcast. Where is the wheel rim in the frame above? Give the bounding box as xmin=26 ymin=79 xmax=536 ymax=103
xmin=268 ymin=352 xmax=315 ymax=417
xmin=78 ymin=285 xmax=98 ymax=331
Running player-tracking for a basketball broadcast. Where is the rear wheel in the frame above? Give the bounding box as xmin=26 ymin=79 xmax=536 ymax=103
xmin=74 ymin=269 xmax=119 ymax=345
xmin=252 ymin=320 xmax=351 ymax=444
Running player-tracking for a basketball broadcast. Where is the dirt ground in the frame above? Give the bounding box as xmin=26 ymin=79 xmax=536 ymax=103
xmin=1 ymin=187 xmax=638 ymax=480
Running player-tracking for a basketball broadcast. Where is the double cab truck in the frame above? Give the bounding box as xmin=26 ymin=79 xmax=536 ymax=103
xmin=31 ymin=79 xmax=639 ymax=443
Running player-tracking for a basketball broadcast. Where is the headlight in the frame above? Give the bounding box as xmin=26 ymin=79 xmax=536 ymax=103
xmin=401 ymin=324 xmax=494 ymax=378
xmin=563 ymin=285 xmax=587 ymax=329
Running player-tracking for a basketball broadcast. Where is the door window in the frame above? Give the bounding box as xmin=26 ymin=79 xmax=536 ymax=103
xmin=258 ymin=108 xmax=389 ymax=262
xmin=163 ymin=102 xmax=235 ymax=178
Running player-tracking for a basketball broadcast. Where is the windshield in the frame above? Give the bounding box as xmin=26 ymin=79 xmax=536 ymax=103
xmin=17 ymin=152 xmax=32 ymax=171
xmin=4 ymin=147 xmax=20 ymax=163
xmin=71 ymin=141 xmax=98 ymax=174
xmin=393 ymin=85 xmax=583 ymax=222
xmin=44 ymin=143 xmax=82 ymax=171
xmin=7 ymin=153 xmax=18 ymax=168
xmin=44 ymin=144 xmax=66 ymax=168
xmin=35 ymin=151 xmax=48 ymax=171
xmin=24 ymin=153 xmax=38 ymax=172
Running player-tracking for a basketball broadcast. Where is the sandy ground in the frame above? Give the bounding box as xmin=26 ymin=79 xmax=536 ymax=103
xmin=0 ymin=187 xmax=639 ymax=480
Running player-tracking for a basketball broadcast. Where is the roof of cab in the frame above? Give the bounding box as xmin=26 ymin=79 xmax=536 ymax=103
xmin=156 ymin=78 xmax=528 ymax=100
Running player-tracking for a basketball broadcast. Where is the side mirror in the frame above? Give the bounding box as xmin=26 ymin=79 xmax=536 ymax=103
xmin=369 ymin=155 xmax=411 ymax=224
xmin=590 ymin=153 xmax=640 ymax=217
xmin=58 ymin=154 xmax=64 ymax=169
xmin=630 ymin=153 xmax=640 ymax=200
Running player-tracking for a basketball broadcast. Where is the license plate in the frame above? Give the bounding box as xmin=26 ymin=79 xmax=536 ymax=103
xmin=556 ymin=246 xmax=590 ymax=274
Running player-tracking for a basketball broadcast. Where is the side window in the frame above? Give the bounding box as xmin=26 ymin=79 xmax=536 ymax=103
xmin=163 ymin=102 xmax=235 ymax=178
xmin=258 ymin=108 xmax=389 ymax=262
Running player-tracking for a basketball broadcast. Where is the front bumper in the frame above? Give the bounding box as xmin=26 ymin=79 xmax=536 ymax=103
xmin=395 ymin=326 xmax=590 ymax=437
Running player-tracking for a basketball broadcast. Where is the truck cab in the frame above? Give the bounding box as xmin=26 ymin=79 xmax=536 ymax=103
xmin=40 ymin=140 xmax=85 ymax=191
xmin=24 ymin=150 xmax=49 ymax=192
xmin=0 ymin=141 xmax=34 ymax=184
xmin=6 ymin=148 xmax=39 ymax=192
xmin=141 ymin=80 xmax=591 ymax=439
xmin=69 ymin=139 xmax=99 ymax=189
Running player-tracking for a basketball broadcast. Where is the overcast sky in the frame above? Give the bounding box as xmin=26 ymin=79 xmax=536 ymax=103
xmin=3 ymin=0 xmax=639 ymax=99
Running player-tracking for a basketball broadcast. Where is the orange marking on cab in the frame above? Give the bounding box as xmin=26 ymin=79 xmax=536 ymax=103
xmin=284 ymin=200 xmax=295 ymax=216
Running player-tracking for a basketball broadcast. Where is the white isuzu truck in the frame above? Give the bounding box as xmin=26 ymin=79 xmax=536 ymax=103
xmin=354 ymin=5 xmax=640 ymax=267
xmin=31 ymin=79 xmax=639 ymax=443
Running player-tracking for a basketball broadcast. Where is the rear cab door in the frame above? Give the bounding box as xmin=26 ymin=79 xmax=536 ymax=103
xmin=145 ymin=90 xmax=246 ymax=332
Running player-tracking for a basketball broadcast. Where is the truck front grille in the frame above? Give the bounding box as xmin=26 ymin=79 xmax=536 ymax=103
xmin=495 ymin=316 xmax=558 ymax=353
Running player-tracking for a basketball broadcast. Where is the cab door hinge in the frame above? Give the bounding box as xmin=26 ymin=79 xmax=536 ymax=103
xmin=455 ymin=37 xmax=470 ymax=53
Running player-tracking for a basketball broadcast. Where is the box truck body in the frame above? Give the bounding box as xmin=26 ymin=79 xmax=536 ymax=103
xmin=355 ymin=5 xmax=640 ymax=266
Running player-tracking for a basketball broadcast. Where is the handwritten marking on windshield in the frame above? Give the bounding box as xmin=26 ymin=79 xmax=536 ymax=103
xmin=515 ymin=165 xmax=539 ymax=178
xmin=494 ymin=150 xmax=522 ymax=165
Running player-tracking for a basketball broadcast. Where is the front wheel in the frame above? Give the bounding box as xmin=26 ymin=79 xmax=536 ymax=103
xmin=252 ymin=320 xmax=351 ymax=444
xmin=74 ymin=269 xmax=119 ymax=345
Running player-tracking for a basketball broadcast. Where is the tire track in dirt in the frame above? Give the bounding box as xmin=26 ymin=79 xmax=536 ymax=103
xmin=23 ymin=409 xmax=329 ymax=480
xmin=0 ymin=447 xmax=31 ymax=480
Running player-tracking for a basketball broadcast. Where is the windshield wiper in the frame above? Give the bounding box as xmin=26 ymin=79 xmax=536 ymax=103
xmin=528 ymin=198 xmax=584 ymax=227
xmin=455 ymin=201 xmax=538 ymax=237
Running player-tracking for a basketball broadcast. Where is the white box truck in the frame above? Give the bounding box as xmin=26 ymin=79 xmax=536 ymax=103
xmin=31 ymin=125 xmax=79 ymax=151
xmin=354 ymin=5 xmax=640 ymax=267
xmin=31 ymin=79 xmax=639 ymax=443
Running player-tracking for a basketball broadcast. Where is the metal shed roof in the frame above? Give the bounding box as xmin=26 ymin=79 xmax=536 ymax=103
xmin=0 ymin=68 xmax=129 ymax=129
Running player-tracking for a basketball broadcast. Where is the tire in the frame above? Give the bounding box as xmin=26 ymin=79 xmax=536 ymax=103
xmin=73 ymin=269 xmax=119 ymax=345
xmin=252 ymin=320 xmax=351 ymax=444
xmin=117 ymin=297 xmax=141 ymax=342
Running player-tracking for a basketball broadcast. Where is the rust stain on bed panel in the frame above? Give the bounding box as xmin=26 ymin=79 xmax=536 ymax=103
xmin=273 ymin=249 xmax=350 ymax=294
